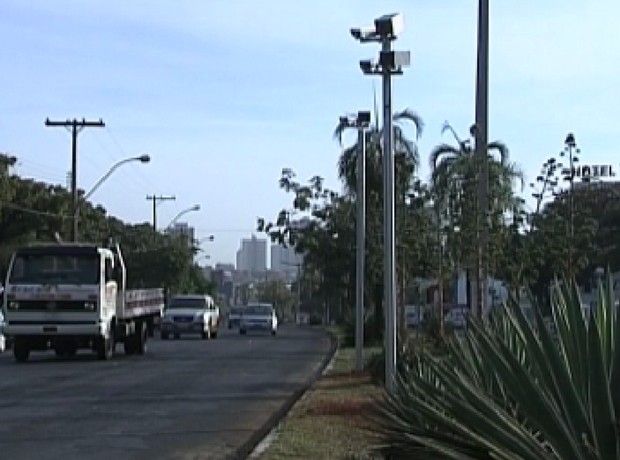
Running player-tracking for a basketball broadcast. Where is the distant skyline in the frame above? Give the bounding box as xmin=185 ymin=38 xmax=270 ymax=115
xmin=2 ymin=1 xmax=619 ymax=265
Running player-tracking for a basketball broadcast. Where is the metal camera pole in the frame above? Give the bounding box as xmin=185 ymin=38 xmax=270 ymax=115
xmin=355 ymin=112 xmax=369 ymax=372
xmin=351 ymin=13 xmax=409 ymax=393
xmin=381 ymin=36 xmax=397 ymax=392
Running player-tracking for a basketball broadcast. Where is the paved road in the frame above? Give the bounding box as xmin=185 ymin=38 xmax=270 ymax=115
xmin=0 ymin=325 xmax=331 ymax=459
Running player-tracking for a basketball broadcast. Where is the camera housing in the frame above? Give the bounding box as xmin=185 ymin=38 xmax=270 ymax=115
xmin=359 ymin=59 xmax=375 ymax=74
xmin=374 ymin=13 xmax=404 ymax=39
xmin=357 ymin=111 xmax=371 ymax=125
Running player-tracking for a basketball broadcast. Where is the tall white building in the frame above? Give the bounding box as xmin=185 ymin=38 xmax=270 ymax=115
xmin=236 ymin=235 xmax=267 ymax=272
xmin=271 ymin=244 xmax=302 ymax=278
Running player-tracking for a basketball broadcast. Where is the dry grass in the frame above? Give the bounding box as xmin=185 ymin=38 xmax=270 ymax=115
xmin=258 ymin=339 xmax=383 ymax=460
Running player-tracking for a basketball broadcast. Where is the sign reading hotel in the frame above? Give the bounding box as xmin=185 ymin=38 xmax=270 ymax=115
xmin=562 ymin=164 xmax=616 ymax=180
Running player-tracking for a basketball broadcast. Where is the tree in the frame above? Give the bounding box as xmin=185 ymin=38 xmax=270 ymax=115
xmin=430 ymin=123 xmax=522 ymax=311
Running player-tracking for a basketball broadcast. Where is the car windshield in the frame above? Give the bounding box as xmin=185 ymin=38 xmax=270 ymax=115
xmin=245 ymin=306 xmax=272 ymax=315
xmin=8 ymin=254 xmax=99 ymax=285
xmin=167 ymin=298 xmax=207 ymax=310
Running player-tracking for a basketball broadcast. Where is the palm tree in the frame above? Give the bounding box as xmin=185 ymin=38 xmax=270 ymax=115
xmin=430 ymin=122 xmax=522 ymax=311
xmin=333 ymin=108 xmax=424 ymax=339
xmin=333 ymin=108 xmax=423 ymax=196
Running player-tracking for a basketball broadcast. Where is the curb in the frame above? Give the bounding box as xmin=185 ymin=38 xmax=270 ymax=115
xmin=232 ymin=327 xmax=338 ymax=460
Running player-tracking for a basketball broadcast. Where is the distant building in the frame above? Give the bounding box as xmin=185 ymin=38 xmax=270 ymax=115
xmin=168 ymin=222 xmax=195 ymax=247
xmin=271 ymin=244 xmax=302 ymax=280
xmin=236 ymin=235 xmax=267 ymax=273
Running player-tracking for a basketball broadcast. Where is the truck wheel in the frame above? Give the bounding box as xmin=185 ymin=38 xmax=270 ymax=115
xmin=173 ymin=333 xmax=180 ymax=340
xmin=14 ymin=341 xmax=30 ymax=362
xmin=239 ymin=329 xmax=246 ymax=335
xmin=161 ymin=332 xmax=169 ymax=340
xmin=96 ymin=336 xmax=113 ymax=360
xmin=124 ymin=338 xmax=136 ymax=355
xmin=136 ymin=322 xmax=147 ymax=355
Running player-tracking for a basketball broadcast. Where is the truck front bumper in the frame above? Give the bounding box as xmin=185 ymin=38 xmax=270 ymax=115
xmin=4 ymin=321 xmax=104 ymax=337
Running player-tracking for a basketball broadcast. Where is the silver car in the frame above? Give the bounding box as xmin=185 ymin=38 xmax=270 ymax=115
xmin=239 ymin=304 xmax=278 ymax=336
xmin=161 ymin=295 xmax=219 ymax=340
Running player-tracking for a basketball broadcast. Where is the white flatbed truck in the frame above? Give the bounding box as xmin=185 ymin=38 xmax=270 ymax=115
xmin=2 ymin=243 xmax=164 ymax=361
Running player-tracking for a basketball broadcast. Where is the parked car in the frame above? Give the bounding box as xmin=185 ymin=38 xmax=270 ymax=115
xmin=445 ymin=308 xmax=468 ymax=329
xmin=405 ymin=305 xmax=425 ymax=328
xmin=227 ymin=306 xmax=244 ymax=329
xmin=239 ymin=304 xmax=278 ymax=336
xmin=161 ymin=294 xmax=219 ymax=340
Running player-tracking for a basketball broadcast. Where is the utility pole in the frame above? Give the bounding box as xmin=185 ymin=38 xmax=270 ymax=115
xmin=146 ymin=195 xmax=175 ymax=231
xmin=474 ymin=0 xmax=489 ymax=317
xmin=45 ymin=117 xmax=105 ymax=242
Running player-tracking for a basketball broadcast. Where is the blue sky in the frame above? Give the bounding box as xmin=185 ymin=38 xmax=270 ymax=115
xmin=2 ymin=1 xmax=619 ymax=266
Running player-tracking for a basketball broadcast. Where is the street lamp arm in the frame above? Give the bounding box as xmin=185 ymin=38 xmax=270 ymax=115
xmin=84 ymin=155 xmax=150 ymax=201
xmin=165 ymin=204 xmax=200 ymax=230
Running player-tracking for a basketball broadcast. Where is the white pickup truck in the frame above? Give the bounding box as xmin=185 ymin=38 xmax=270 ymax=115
xmin=2 ymin=243 xmax=164 ymax=362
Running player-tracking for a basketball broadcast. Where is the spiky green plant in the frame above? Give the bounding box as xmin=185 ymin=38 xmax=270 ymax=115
xmin=373 ymin=276 xmax=619 ymax=459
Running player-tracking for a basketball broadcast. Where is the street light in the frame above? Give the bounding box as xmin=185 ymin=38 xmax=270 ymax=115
xmin=166 ymin=204 xmax=200 ymax=230
xmin=338 ymin=111 xmax=370 ymax=372
xmin=84 ymin=154 xmax=150 ymax=200
xmin=75 ymin=154 xmax=150 ymax=239
xmin=351 ymin=12 xmax=410 ymax=393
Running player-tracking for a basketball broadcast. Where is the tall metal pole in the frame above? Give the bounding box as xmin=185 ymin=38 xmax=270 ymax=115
xmin=382 ymin=38 xmax=397 ymax=393
xmin=475 ymin=0 xmax=489 ymax=317
xmin=355 ymin=125 xmax=366 ymax=371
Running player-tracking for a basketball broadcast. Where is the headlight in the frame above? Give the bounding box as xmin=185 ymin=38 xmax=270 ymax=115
xmin=8 ymin=301 xmax=19 ymax=310
xmin=84 ymin=301 xmax=96 ymax=311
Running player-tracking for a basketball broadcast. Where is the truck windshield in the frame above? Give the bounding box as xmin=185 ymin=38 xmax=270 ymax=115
xmin=8 ymin=254 xmax=100 ymax=285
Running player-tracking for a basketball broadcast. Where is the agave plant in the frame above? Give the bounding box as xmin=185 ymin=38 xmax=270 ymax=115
xmin=373 ymin=276 xmax=619 ymax=459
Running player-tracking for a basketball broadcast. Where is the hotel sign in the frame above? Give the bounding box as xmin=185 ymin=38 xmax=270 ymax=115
xmin=562 ymin=164 xmax=616 ymax=179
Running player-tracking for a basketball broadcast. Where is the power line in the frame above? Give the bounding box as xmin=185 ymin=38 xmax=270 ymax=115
xmin=0 ymin=201 xmax=71 ymax=219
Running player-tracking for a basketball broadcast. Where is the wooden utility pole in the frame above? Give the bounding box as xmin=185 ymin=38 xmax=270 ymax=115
xmin=45 ymin=118 xmax=105 ymax=242
xmin=146 ymin=195 xmax=175 ymax=231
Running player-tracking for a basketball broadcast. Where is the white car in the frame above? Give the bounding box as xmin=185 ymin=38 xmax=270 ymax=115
xmin=445 ymin=308 xmax=468 ymax=329
xmin=0 ymin=310 xmax=5 ymax=352
xmin=239 ymin=304 xmax=278 ymax=336
xmin=161 ymin=294 xmax=219 ymax=340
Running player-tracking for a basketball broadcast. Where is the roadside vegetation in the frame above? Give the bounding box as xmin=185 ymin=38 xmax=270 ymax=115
xmin=256 ymin=108 xmax=620 ymax=457
xmin=374 ymin=278 xmax=619 ymax=459
xmin=260 ymin=329 xmax=383 ymax=460
xmin=0 ymin=153 xmax=213 ymax=295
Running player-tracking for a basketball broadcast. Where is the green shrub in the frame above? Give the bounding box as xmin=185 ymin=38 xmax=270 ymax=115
xmin=373 ymin=276 xmax=620 ymax=459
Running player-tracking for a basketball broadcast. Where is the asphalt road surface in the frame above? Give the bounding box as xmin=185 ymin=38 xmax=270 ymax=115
xmin=0 ymin=325 xmax=332 ymax=459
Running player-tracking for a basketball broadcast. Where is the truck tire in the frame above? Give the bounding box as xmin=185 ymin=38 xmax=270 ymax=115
xmin=136 ymin=321 xmax=147 ymax=355
xmin=96 ymin=336 xmax=113 ymax=360
xmin=124 ymin=337 xmax=136 ymax=355
xmin=161 ymin=331 xmax=169 ymax=340
xmin=14 ymin=341 xmax=30 ymax=362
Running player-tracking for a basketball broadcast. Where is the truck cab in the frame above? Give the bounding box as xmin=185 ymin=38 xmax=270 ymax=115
xmin=3 ymin=243 xmax=163 ymax=362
